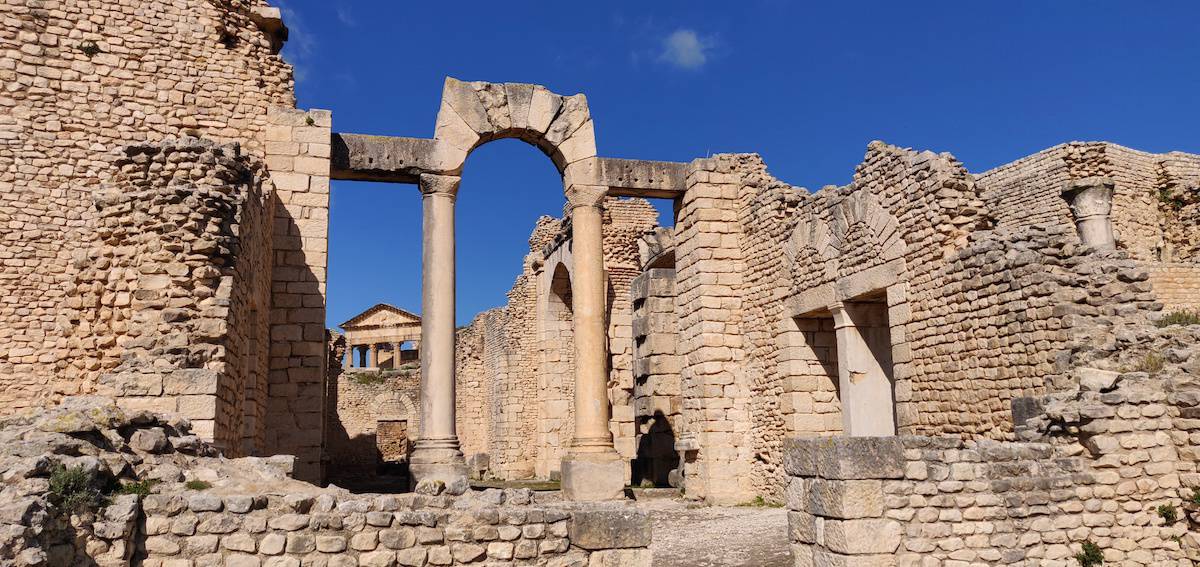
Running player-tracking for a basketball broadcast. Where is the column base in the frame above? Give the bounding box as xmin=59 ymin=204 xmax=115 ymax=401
xmin=561 ymin=451 xmax=627 ymax=501
xmin=409 ymin=439 xmax=469 ymax=495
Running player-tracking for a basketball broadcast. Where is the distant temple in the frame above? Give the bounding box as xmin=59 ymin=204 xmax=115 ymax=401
xmin=339 ymin=304 xmax=421 ymax=370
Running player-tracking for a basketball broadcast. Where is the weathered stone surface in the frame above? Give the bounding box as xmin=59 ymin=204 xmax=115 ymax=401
xmin=785 ymin=437 xmax=905 ymax=480
xmin=568 ymin=509 xmax=652 ymax=550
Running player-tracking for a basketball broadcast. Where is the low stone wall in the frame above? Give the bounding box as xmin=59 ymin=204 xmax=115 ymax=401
xmin=784 ymin=434 xmax=1194 ymax=566
xmin=0 ymin=397 xmax=653 ymax=567
xmin=138 ymin=489 xmax=652 ymax=567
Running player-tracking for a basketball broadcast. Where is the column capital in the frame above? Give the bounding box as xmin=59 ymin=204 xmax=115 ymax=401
xmin=828 ymin=301 xmax=853 ymax=329
xmin=565 ymin=183 xmax=608 ymax=210
xmin=1061 ymin=176 xmax=1115 ymax=219
xmin=419 ymin=173 xmax=461 ymax=198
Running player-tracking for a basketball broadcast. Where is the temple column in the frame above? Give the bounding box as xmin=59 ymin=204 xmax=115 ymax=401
xmin=343 ymin=343 xmax=353 ymax=369
xmin=392 ymin=342 xmax=402 ymax=368
xmin=1061 ymin=177 xmax=1116 ymax=251
xmin=561 ymin=184 xmax=625 ymax=501
xmin=370 ymin=343 xmax=379 ymax=369
xmin=409 ymin=173 xmax=468 ymax=493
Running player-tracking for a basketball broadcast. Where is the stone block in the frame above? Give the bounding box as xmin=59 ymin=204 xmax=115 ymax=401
xmin=561 ymin=453 xmax=627 ymax=501
xmin=821 ymin=518 xmax=902 ymax=555
xmin=568 ymin=508 xmax=652 ymax=550
xmin=807 ymin=479 xmax=884 ymax=519
xmin=784 ymin=437 xmax=904 ymax=480
xmin=588 ymin=548 xmax=652 ymax=567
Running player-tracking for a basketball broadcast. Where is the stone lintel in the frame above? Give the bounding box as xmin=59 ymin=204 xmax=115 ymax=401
xmin=331 ymin=133 xmax=686 ymax=201
xmin=592 ymin=157 xmax=688 ymax=198
xmin=330 ymin=133 xmax=456 ymax=183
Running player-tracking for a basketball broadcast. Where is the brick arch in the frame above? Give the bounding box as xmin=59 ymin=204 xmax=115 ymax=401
xmin=370 ymin=391 xmax=417 ymax=422
xmin=434 ymin=77 xmax=596 ymax=177
xmin=785 ymin=211 xmax=838 ymax=289
xmin=829 ymin=190 xmax=907 ymax=266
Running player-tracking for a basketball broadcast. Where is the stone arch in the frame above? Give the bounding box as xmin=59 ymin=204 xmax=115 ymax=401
xmin=434 ymin=78 xmax=595 ymax=178
xmin=830 ymin=190 xmax=907 ymax=268
xmin=535 ymin=258 xmax=576 ymax=479
xmin=370 ymin=391 xmax=417 ymax=423
xmin=784 ymin=211 xmax=838 ymax=291
xmin=549 ymin=261 xmax=574 ymax=311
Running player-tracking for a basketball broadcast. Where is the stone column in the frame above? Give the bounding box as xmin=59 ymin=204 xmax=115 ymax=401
xmin=561 ymin=184 xmax=625 ymax=501
xmin=1061 ymin=177 xmax=1116 ymax=251
xmin=370 ymin=343 xmax=379 ymax=369
xmin=343 ymin=344 xmax=353 ymax=369
xmin=409 ymin=173 xmax=468 ymax=493
xmin=830 ymin=301 xmax=896 ymax=437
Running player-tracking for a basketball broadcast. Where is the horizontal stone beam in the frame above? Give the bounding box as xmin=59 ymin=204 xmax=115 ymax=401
xmin=331 ymin=133 xmax=689 ymax=199
xmin=592 ymin=158 xmax=688 ymax=198
xmin=330 ymin=133 xmax=456 ymax=183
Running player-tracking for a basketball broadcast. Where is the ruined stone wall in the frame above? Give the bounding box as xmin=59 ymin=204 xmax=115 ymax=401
xmin=675 ymin=143 xmax=1174 ymax=504
xmin=787 ymin=316 xmax=1200 ymax=566
xmin=262 ymin=107 xmax=332 ymax=482
xmin=0 ymin=397 xmax=653 ymax=567
xmin=978 ymin=142 xmax=1200 ymax=263
xmin=0 ymin=0 xmax=294 ymax=414
xmin=455 ymin=320 xmax=491 ymax=470
xmin=602 ymin=199 xmax=660 ymax=460
xmin=673 ymin=156 xmax=754 ymax=505
xmin=699 ymin=145 xmax=986 ymax=503
xmin=136 ymin=489 xmax=652 ymax=567
xmin=65 ymin=138 xmax=272 ymax=455
xmin=630 ymin=267 xmax=680 ymax=487
xmin=454 ymin=199 xmax=657 ymax=481
xmin=326 ymin=368 xmax=420 ymax=490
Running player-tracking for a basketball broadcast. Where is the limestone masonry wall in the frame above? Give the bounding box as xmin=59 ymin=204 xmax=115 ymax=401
xmin=453 ymin=199 xmax=658 ymax=482
xmin=136 ymin=489 xmax=653 ymax=567
xmin=977 ymin=141 xmax=1200 ymax=263
xmin=630 ymin=266 xmax=681 ymax=487
xmin=326 ymin=366 xmax=421 ymax=491
xmin=68 ymin=138 xmax=272 ymax=456
xmin=0 ymin=0 xmax=293 ymax=414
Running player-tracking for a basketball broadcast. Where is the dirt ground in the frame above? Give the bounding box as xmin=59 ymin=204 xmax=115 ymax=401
xmin=637 ymin=498 xmax=792 ymax=567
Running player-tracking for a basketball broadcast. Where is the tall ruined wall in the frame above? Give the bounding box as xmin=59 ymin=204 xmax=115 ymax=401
xmin=675 ymin=142 xmax=1175 ymax=504
xmin=454 ymin=199 xmax=658 ymax=481
xmin=0 ymin=0 xmax=294 ymax=414
xmin=688 ymin=145 xmax=987 ymax=502
xmin=66 ymin=138 xmax=273 ymax=455
xmin=978 ymin=142 xmax=1200 ymax=263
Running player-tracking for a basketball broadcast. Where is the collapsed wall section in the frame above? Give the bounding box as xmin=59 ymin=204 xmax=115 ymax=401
xmin=0 ymin=0 xmax=293 ymax=414
xmin=66 ymin=138 xmax=272 ymax=455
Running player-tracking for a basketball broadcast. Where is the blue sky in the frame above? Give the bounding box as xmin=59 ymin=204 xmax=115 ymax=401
xmin=275 ymin=0 xmax=1200 ymax=328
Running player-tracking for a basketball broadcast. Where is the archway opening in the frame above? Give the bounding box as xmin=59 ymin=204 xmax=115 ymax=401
xmin=454 ymin=138 xmax=568 ymax=482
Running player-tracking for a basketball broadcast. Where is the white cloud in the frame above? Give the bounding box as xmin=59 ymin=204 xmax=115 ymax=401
xmin=336 ymin=5 xmax=356 ymax=27
xmin=276 ymin=2 xmax=317 ymax=84
xmin=659 ymin=29 xmax=710 ymax=70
